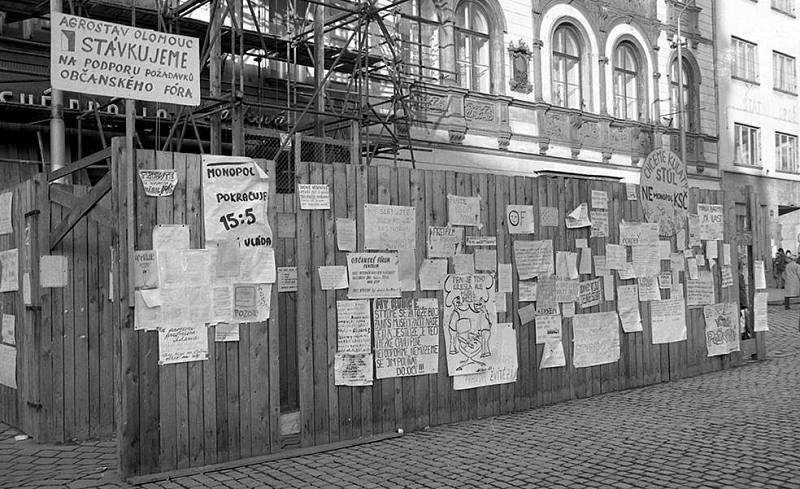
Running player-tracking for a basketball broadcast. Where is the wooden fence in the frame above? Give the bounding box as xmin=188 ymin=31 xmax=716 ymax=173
xmin=0 ymin=174 xmax=115 ymax=443
xmin=113 ymin=139 xmax=766 ymax=479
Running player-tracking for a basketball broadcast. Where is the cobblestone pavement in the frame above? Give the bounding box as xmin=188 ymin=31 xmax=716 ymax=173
xmin=2 ymin=307 xmax=799 ymax=489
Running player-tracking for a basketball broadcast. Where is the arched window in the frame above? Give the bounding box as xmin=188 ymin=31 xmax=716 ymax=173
xmin=552 ymin=24 xmax=582 ymax=109
xmin=456 ymin=1 xmax=491 ymax=92
xmin=670 ymin=58 xmax=698 ymax=132
xmin=613 ymin=42 xmax=640 ymax=120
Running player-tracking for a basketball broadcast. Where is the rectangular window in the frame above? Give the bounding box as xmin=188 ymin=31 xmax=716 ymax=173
xmin=773 ymin=51 xmax=797 ymax=93
xmin=776 ymin=132 xmax=798 ymax=172
xmin=734 ymin=123 xmax=761 ymax=166
xmin=731 ymin=37 xmax=759 ymax=82
xmin=772 ymin=0 xmax=796 ymax=15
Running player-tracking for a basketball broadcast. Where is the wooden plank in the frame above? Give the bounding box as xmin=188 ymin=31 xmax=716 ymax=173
xmin=322 ymin=163 xmax=339 ymax=443
xmin=47 ymin=146 xmax=111 ymax=182
xmin=409 ymin=167 xmax=430 ymax=431
xmin=422 ymin=169 xmax=439 ymax=427
xmin=49 ymin=187 xmax=115 ymax=228
xmin=50 ymin=173 xmax=112 ymax=250
xmin=50 ymin=187 xmax=65 ymax=442
xmin=295 ymin=161 xmax=314 ymax=446
xmin=354 ymin=164 xmax=372 ymax=438
xmin=398 ymin=166 xmax=416 ymax=433
xmin=332 ymin=163 xmax=352 ymax=441
xmin=87 ymin=204 xmax=101 ymax=438
xmin=497 ymin=175 xmax=516 ymax=414
xmin=309 ymin=162 xmax=329 ymax=444
xmin=266 ymin=160 xmax=281 ymax=455
xmin=376 ymin=164 xmax=396 ymax=433
xmin=73 ymin=187 xmax=90 ymax=439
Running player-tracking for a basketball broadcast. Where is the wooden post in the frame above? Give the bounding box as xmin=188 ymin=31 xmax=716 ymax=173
xmin=210 ymin=0 xmax=222 ymax=154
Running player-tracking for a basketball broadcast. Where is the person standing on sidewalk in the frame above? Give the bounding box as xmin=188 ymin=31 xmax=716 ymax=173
xmin=784 ymin=254 xmax=800 ymax=310
xmin=773 ymin=248 xmax=786 ymax=289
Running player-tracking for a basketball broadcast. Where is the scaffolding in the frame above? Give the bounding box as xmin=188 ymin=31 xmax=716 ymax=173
xmin=18 ymin=0 xmax=459 ymax=171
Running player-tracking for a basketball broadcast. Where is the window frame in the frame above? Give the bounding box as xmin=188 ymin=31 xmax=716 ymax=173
xmin=772 ymin=0 xmax=796 ymax=16
xmin=669 ymin=57 xmax=699 ymax=132
xmin=775 ymin=131 xmax=799 ymax=173
xmin=551 ymin=23 xmax=584 ymax=110
xmin=734 ymin=122 xmax=762 ymax=167
xmin=399 ymin=0 xmax=440 ymax=82
xmin=773 ymin=50 xmax=797 ymax=95
xmin=612 ymin=41 xmax=641 ymax=121
xmin=455 ymin=0 xmax=492 ymax=92
xmin=731 ymin=36 xmax=759 ymax=83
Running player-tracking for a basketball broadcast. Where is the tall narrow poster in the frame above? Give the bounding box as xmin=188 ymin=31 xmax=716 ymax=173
xmin=703 ymin=302 xmax=740 ymax=357
xmin=442 ymin=274 xmax=497 ymax=376
xmin=650 ymin=298 xmax=687 ymax=344
xmin=373 ymin=298 xmax=439 ymax=378
xmin=572 ymin=311 xmax=620 ymax=368
xmin=453 ymin=323 xmax=518 ymax=390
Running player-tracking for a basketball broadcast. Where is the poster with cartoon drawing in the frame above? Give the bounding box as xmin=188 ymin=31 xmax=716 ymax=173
xmin=442 ymin=274 xmax=497 ymax=376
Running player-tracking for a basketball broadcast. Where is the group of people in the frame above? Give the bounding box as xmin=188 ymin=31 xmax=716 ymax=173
xmin=773 ymin=248 xmax=800 ymax=310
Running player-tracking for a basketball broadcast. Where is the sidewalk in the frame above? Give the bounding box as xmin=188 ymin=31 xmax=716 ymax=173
xmin=2 ymin=307 xmax=800 ymax=489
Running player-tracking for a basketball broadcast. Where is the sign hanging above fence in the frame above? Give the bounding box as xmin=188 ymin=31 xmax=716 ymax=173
xmin=50 ymin=13 xmax=200 ymax=106
xmin=639 ymin=149 xmax=688 ymax=236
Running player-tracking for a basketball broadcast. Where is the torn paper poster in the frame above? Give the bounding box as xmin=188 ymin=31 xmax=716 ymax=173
xmin=617 ymin=284 xmax=642 ymax=333
xmin=297 ymin=183 xmax=331 ymax=210
xmin=539 ymin=339 xmax=566 ymax=369
xmin=565 ymin=203 xmax=591 ymax=229
xmin=138 ymin=169 xmax=177 ymax=197
xmin=277 ymin=267 xmax=298 ymax=293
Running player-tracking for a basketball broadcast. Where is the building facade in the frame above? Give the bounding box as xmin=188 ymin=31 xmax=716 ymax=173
xmin=716 ymin=0 xmax=800 ymax=256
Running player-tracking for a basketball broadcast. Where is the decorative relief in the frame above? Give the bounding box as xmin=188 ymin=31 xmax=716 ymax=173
xmin=508 ymin=40 xmax=533 ymax=94
xmin=578 ymin=122 xmax=601 ymax=146
xmin=409 ymin=93 xmax=446 ymax=113
xmin=637 ymin=130 xmax=653 ymax=154
xmin=498 ymin=134 xmax=511 ymax=151
xmin=465 ymin=101 xmax=495 ymax=121
xmin=544 ymin=112 xmax=569 ymax=141
xmin=610 ymin=126 xmax=631 ymax=149
xmin=449 ymin=128 xmax=466 ymax=144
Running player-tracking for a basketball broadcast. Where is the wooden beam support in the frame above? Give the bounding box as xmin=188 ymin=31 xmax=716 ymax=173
xmin=47 ymin=146 xmax=111 ymax=183
xmin=49 ymin=187 xmax=115 ymax=228
xmin=49 ymin=172 xmax=112 ymax=250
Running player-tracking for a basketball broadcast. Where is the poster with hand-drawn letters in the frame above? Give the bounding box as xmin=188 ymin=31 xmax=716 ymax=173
xmin=453 ymin=323 xmax=518 ymax=390
xmin=443 ymin=274 xmax=497 ymax=376
xmin=703 ymin=302 xmax=740 ymax=357
xmin=571 ymin=311 xmax=620 ymax=368
xmin=373 ymin=298 xmax=439 ymax=378
xmin=364 ymin=204 xmax=416 ymax=250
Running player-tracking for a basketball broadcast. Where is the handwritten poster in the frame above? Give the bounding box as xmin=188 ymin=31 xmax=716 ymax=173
xmin=0 ymin=248 xmax=18 ymax=292
xmin=754 ymin=292 xmax=769 ymax=332
xmin=590 ymin=210 xmax=608 ymax=238
xmin=40 ymin=255 xmax=69 ymax=288
xmin=317 ymin=266 xmax=349 ymax=290
xmin=632 ymin=245 xmax=660 ymax=278
xmin=639 ymin=149 xmax=688 ymax=236
xmin=337 ymin=300 xmax=372 ymax=354
xmin=703 ymin=302 xmax=739 ymax=357
xmin=606 ymin=244 xmax=627 ymax=270
xmin=754 ymin=261 xmax=766 ymax=290
xmin=591 ymin=190 xmax=608 ymax=209
xmin=443 ymin=274 xmax=496 ymax=376
xmin=637 ymin=277 xmax=661 ymax=301
xmin=158 ymin=325 xmax=209 ymax=365
xmin=697 ymin=204 xmax=724 ymax=241
xmin=562 ymin=302 xmax=576 ymax=318
xmin=540 ymin=207 xmax=559 ymax=227
xmin=579 ymin=278 xmax=603 ymax=309
xmin=556 ymin=280 xmax=580 ymax=303
xmin=202 ymin=156 xmax=272 ymax=248
xmin=617 ymin=285 xmax=642 ymax=333
xmin=506 ymin=205 xmax=535 ymax=234
xmin=336 ymin=218 xmax=356 ymax=252
xmin=297 ymin=184 xmax=330 ymax=210
xmin=277 ymin=267 xmax=298 ymax=292
xmin=364 ymin=204 xmax=416 ymax=250
xmin=565 ymin=203 xmax=591 ymax=229
xmin=686 ymin=271 xmax=715 ymax=307
xmin=419 ymin=259 xmax=448 ymax=291
xmin=513 ymin=240 xmax=554 ymax=279
xmin=535 ymin=313 xmax=561 ymax=344
xmin=619 ymin=222 xmax=660 ymax=246
xmin=650 ymin=298 xmax=687 ymax=344
xmin=447 ymin=194 xmax=482 ymax=228
xmin=374 ymin=298 xmax=439 ymax=378
xmin=0 ymin=313 xmax=14 ymax=346
xmin=555 ymin=251 xmax=578 ymax=280
xmin=720 ymin=266 xmax=733 ymax=289
xmin=0 ymin=344 xmax=16 ymax=388
xmin=626 ymin=183 xmax=638 ymax=201
xmin=231 ymin=284 xmax=271 ymax=322
xmin=214 ymin=323 xmax=239 ymax=342
xmin=138 ymin=169 xmax=178 ymax=197
xmin=519 ymin=281 xmax=537 ymax=302
xmin=335 ymin=353 xmax=373 ymax=386
xmin=427 ymin=226 xmax=463 ymax=258
xmin=466 ymin=236 xmax=497 ymax=247
xmin=572 ymin=311 xmax=620 ymax=368
xmin=347 ymin=253 xmax=400 ymax=299
xmin=594 ymin=256 xmax=609 ymax=276
xmin=474 ymin=249 xmax=497 ymax=272
xmin=153 ymin=224 xmax=190 ymax=251
xmin=133 ymin=250 xmax=159 ymax=289
xmin=453 ymin=323 xmax=518 ymax=390
xmin=0 ymin=192 xmax=11 ymax=235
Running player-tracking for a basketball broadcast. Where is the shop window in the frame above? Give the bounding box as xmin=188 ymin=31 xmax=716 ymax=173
xmin=552 ymin=24 xmax=583 ymax=110
xmin=734 ymin=123 xmax=761 ymax=167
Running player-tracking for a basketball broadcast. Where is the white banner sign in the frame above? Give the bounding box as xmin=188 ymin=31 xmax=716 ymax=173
xmin=51 ymin=13 xmax=200 ymax=105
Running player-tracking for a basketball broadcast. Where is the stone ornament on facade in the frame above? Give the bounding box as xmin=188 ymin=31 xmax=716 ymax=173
xmin=465 ymin=101 xmax=495 ymax=121
xmin=449 ymin=128 xmax=466 ymax=145
xmin=508 ymin=39 xmax=533 ymax=94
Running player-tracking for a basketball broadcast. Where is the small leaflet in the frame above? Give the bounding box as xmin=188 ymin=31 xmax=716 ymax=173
xmin=686 ymin=271 xmax=715 ymax=307
xmin=632 ymin=245 xmax=660 ymax=278
xmin=572 ymin=311 xmax=620 ymax=368
xmin=399 ymin=250 xmax=416 ymax=291
xmin=651 ymin=298 xmax=687 ymax=344
xmin=562 ymin=302 xmax=576 ymax=318
xmin=336 ymin=218 xmax=357 ymax=252
xmin=133 ymin=250 xmax=159 ymax=290
xmin=754 ymin=260 xmax=766 ymax=290
xmin=297 ymin=183 xmax=331 ymax=210
xmin=606 ymin=244 xmax=627 ymax=270
xmin=336 ymin=300 xmax=371 ymax=353
xmin=277 ymin=267 xmax=298 ymax=293
xmin=211 ymin=285 xmax=233 ymax=324
xmin=658 ymin=241 xmax=672 ymax=260
xmin=535 ymin=314 xmax=561 ymax=344
xmin=626 ymin=183 xmax=638 ymax=201
xmin=232 ymin=284 xmax=272 ymax=322
xmin=496 ymin=292 xmax=507 ymax=313
xmin=687 ymin=258 xmax=699 ymax=280
xmin=637 ymin=277 xmax=661 ymax=302
xmin=152 ymin=224 xmax=189 ymax=251
xmin=602 ymin=274 xmax=615 ymax=301
xmin=214 ymin=323 xmax=240 ymax=342
xmin=618 ymin=262 xmax=636 ymax=281
xmin=540 ymin=206 xmax=559 ymax=227
xmin=591 ymin=190 xmax=608 ymax=209
xmin=578 ymin=278 xmax=603 ymax=309
xmin=40 ymin=255 xmax=69 ymax=288
xmin=466 ymin=236 xmax=497 ymax=247
xmin=540 ymin=340 xmax=566 ymax=369
xmin=671 ymin=252 xmax=685 ymax=272
xmin=556 ymin=279 xmax=580 ymax=303
xmin=697 ymin=204 xmax=724 ymax=241
xmin=419 ymin=259 xmax=448 ymax=291
xmin=513 ymin=240 xmax=554 ymax=279
xmin=617 ymin=284 xmax=642 ymax=333
xmin=135 ymin=291 xmax=161 ymax=331
xmin=0 ymin=344 xmax=17 ymax=388
xmin=0 ymin=192 xmax=11 ymax=235
xmin=565 ymin=203 xmax=591 ymax=229
xmin=676 ymin=229 xmax=687 ymax=251
xmin=518 ymin=280 xmax=538 ymax=302
xmin=518 ymin=303 xmax=537 ymax=325
xmin=427 ymin=226 xmax=463 ymax=258
xmin=506 ymin=205 xmax=535 ymax=234
xmin=1 ymin=314 xmax=15 ymax=346
xmin=138 ymin=169 xmax=178 ymax=197
xmin=590 ymin=210 xmax=608 ymax=238
xmin=579 ymin=248 xmax=592 ymax=275
xmin=721 ymin=266 xmax=733 ymax=288
xmin=754 ymin=292 xmax=769 ymax=332
xmin=474 ymin=249 xmax=497 ymax=272
xmin=619 ymin=221 xmax=659 ymax=246
xmin=0 ymin=248 xmax=19 ymax=292
xmin=158 ymin=325 xmax=209 ymax=365
xmin=347 ymin=253 xmax=401 ymax=299
xmin=688 ymin=214 xmax=701 ymax=247
xmin=335 ymin=353 xmax=373 ymax=386
xmin=453 ymin=254 xmax=475 ymax=274
xmin=447 ymin=194 xmax=482 ymax=228
xmin=497 ymin=263 xmax=513 ymax=293
xmin=594 ymin=255 xmax=609 ymax=276
xmin=659 ymin=271 xmax=673 ymax=289
xmin=555 ymin=251 xmax=578 ymax=280
xmin=537 ymin=276 xmax=557 ymax=304
xmin=706 ymin=241 xmax=718 ymax=260
xmin=318 ymin=266 xmax=349 ymax=290
xmin=364 ymin=204 xmax=416 ymax=251
xmin=722 ymin=243 xmax=731 ymax=266
xmin=576 ymin=238 xmax=588 ymax=249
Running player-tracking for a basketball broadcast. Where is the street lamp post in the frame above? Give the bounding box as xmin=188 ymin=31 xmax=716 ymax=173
xmin=675 ymin=2 xmax=691 ymax=168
